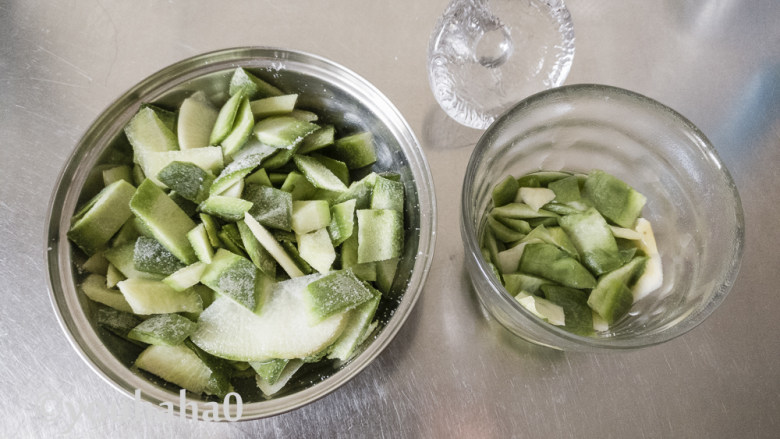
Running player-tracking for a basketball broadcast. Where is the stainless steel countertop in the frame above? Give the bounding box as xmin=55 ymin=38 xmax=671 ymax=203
xmin=2 ymin=1 xmax=779 ymax=437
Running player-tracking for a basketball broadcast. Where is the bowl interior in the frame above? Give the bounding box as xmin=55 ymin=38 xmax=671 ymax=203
xmin=46 ymin=48 xmax=435 ymax=418
xmin=462 ymin=84 xmax=744 ymax=350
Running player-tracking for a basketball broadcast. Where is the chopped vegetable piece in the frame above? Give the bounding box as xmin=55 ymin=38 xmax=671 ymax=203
xmin=250 ymin=94 xmax=298 ymax=119
xmin=130 ymin=179 xmax=197 ymax=264
xmin=220 ymin=96 xmax=255 ymax=158
xmin=492 ymin=175 xmax=520 ymax=208
xmin=293 ymin=154 xmax=348 ymax=192
xmin=541 ymin=285 xmax=594 ymax=336
xmin=518 ymin=243 xmax=597 ymax=289
xmin=68 ymin=180 xmax=136 ymax=255
xmin=356 ymin=209 xmax=404 ymax=263
xmin=177 ymin=91 xmax=218 ymax=150
xmin=128 ymin=313 xmax=198 ymax=346
xmin=327 ymin=132 xmax=377 ymax=169
xmin=80 ymin=274 xmax=134 ymax=313
xmin=133 ymin=236 xmax=186 ymax=276
xmin=117 ymin=278 xmax=203 ymax=315
xmin=583 ymin=170 xmax=646 ymax=228
xmin=370 ymin=176 xmax=404 ymax=212
xmin=297 ymin=228 xmax=336 ymax=274
xmin=210 ymin=91 xmax=245 ymax=146
xmin=198 ymin=195 xmax=251 ymax=222
xmin=292 ymin=200 xmax=331 ymax=235
xmin=163 ymin=262 xmax=207 ymax=291
xmin=243 ymin=213 xmax=304 ymax=278
xmin=557 ymin=208 xmax=623 ymax=275
xmin=135 ymin=344 xmax=219 ymax=396
xmin=237 ymin=220 xmax=277 ymax=277
xmin=200 ymin=248 xmax=259 ymax=311
xmin=253 ymin=116 xmax=319 ymax=149
xmin=588 ymin=256 xmax=648 ymax=324
xmin=328 ymin=199 xmax=356 ymax=246
xmin=244 ymin=184 xmax=292 ymax=231
xmin=229 ymin=67 xmax=283 ymax=98
xmin=304 ymin=269 xmax=375 ymax=323
xmin=157 ymin=161 xmax=214 ymax=203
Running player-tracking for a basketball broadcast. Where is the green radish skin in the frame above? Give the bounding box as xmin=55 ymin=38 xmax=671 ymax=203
xmin=157 ymin=161 xmax=214 ymax=204
xmin=81 ymin=252 xmax=109 ymax=275
xmin=187 ymin=224 xmax=214 ymax=264
xmin=237 ymin=220 xmax=277 ymax=277
xmin=102 ymin=165 xmax=133 ymax=187
xmin=104 ymin=241 xmax=164 ymax=281
xmin=582 ymin=170 xmax=647 ymax=229
xmin=327 ymin=199 xmax=356 ymax=246
xmin=542 ymin=285 xmax=594 ymax=336
xmin=515 ymin=293 xmax=565 ymax=326
xmin=311 ymin=154 xmax=350 ymax=187
xmin=547 ymin=176 xmax=581 ymax=203
xmin=198 ymin=195 xmax=253 ymax=222
xmin=106 ymin=263 xmax=125 ymax=288
xmin=370 ymin=176 xmax=404 ymax=212
xmin=130 ymin=179 xmax=198 ymax=265
xmin=557 ymin=207 xmax=623 ymax=276
xmin=297 ymin=125 xmax=335 ymax=155
xmin=517 ymin=187 xmax=556 ymax=212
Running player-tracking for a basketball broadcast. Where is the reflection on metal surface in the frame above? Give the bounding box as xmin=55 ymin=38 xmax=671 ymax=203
xmin=2 ymin=0 xmax=780 ymax=437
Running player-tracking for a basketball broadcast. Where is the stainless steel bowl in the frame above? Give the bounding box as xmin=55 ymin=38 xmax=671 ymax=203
xmin=45 ymin=47 xmax=436 ymax=419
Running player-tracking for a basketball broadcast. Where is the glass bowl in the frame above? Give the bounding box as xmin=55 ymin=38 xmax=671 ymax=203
xmin=461 ymin=84 xmax=744 ymax=351
xmin=45 ymin=47 xmax=436 ymax=419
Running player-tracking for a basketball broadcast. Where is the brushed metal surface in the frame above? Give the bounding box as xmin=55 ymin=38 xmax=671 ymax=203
xmin=2 ymin=0 xmax=779 ymax=437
